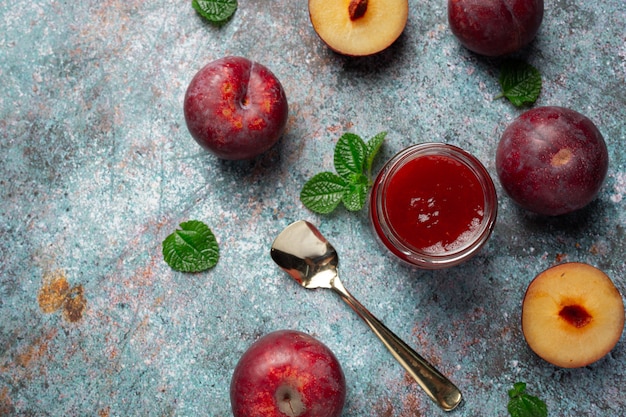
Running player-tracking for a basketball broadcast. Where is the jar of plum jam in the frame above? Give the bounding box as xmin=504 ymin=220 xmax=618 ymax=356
xmin=370 ymin=143 xmax=497 ymax=269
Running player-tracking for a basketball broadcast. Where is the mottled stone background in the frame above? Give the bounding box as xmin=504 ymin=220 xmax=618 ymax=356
xmin=1 ymin=0 xmax=625 ymax=416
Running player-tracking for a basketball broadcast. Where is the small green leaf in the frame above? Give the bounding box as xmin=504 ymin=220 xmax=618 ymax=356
xmin=507 ymin=382 xmax=548 ymax=417
xmin=334 ymin=133 xmax=367 ymax=181
xmin=162 ymin=220 xmax=219 ymax=273
xmin=365 ymin=131 xmax=387 ymax=178
xmin=300 ymin=130 xmax=387 ymax=214
xmin=342 ymin=176 xmax=369 ymax=211
xmin=496 ymin=60 xmax=542 ymax=107
xmin=192 ymin=0 xmax=238 ymax=24
xmin=300 ymin=172 xmax=348 ymax=214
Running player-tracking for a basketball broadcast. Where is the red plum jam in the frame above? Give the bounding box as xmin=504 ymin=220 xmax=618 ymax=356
xmin=370 ymin=143 xmax=497 ymax=269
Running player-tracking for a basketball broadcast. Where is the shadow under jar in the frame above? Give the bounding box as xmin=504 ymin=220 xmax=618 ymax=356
xmin=370 ymin=143 xmax=498 ymax=269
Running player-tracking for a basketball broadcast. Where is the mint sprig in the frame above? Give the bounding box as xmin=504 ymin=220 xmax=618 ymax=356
xmin=162 ymin=220 xmax=220 ymax=272
xmin=300 ymin=131 xmax=387 ymax=214
xmin=495 ymin=60 xmax=542 ymax=107
xmin=192 ymin=0 xmax=237 ymax=25
xmin=507 ymin=382 xmax=548 ymax=417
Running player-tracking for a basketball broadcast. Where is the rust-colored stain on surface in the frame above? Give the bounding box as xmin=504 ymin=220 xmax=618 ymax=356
xmin=0 ymin=386 xmax=14 ymax=415
xmin=555 ymin=253 xmax=568 ymax=263
xmin=98 ymin=406 xmax=111 ymax=417
xmin=373 ymin=397 xmax=394 ymax=417
xmin=62 ymin=285 xmax=87 ymax=323
xmin=37 ymin=269 xmax=70 ymax=313
xmin=1 ymin=329 xmax=58 ymax=383
xmin=15 ymin=334 xmax=51 ymax=368
xmin=38 ymin=269 xmax=86 ymax=322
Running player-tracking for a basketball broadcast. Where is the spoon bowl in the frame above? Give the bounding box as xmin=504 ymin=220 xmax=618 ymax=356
xmin=271 ymin=220 xmax=463 ymax=412
xmin=270 ymin=219 xmax=338 ymax=289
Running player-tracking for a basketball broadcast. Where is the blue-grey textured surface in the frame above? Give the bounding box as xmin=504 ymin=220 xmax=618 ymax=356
xmin=1 ymin=0 xmax=625 ymax=416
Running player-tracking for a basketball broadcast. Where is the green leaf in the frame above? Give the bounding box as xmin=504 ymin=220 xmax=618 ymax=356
xmin=162 ymin=220 xmax=220 ymax=273
xmin=507 ymin=382 xmax=548 ymax=417
xmin=192 ymin=0 xmax=238 ymax=24
xmin=300 ymin=130 xmax=387 ymax=214
xmin=300 ymin=172 xmax=348 ymax=214
xmin=342 ymin=179 xmax=369 ymax=211
xmin=496 ymin=60 xmax=542 ymax=107
xmin=365 ymin=131 xmax=387 ymax=178
xmin=334 ymin=133 xmax=368 ymax=181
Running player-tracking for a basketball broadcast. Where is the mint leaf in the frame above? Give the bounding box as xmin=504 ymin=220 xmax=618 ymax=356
xmin=365 ymin=131 xmax=387 ymax=178
xmin=301 ymin=130 xmax=387 ymax=214
xmin=162 ymin=220 xmax=219 ymax=272
xmin=334 ymin=133 xmax=368 ymax=181
xmin=300 ymin=172 xmax=348 ymax=214
xmin=342 ymin=178 xmax=369 ymax=211
xmin=495 ymin=60 xmax=542 ymax=107
xmin=507 ymin=382 xmax=548 ymax=417
xmin=192 ymin=0 xmax=237 ymax=24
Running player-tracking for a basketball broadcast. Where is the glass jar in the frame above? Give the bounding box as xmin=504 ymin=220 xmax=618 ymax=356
xmin=370 ymin=143 xmax=498 ymax=269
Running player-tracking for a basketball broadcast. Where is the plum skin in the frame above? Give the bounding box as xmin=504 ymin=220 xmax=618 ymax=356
xmin=230 ymin=330 xmax=346 ymax=417
xmin=448 ymin=0 xmax=544 ymax=56
xmin=184 ymin=56 xmax=289 ymax=160
xmin=496 ymin=106 xmax=608 ymax=216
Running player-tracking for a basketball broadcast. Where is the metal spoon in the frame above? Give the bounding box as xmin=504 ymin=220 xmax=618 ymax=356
xmin=270 ymin=220 xmax=463 ymax=412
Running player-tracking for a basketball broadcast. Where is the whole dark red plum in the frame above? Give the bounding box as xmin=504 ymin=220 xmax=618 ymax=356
xmin=496 ymin=106 xmax=608 ymax=216
xmin=184 ymin=56 xmax=289 ymax=160
xmin=448 ymin=0 xmax=544 ymax=56
xmin=230 ymin=330 xmax=346 ymax=417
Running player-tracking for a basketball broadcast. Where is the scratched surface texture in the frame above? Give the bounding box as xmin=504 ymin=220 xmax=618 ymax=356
xmin=1 ymin=0 xmax=626 ymax=416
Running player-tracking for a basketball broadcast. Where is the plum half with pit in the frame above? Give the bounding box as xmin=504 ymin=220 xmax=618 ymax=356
xmin=522 ymin=262 xmax=625 ymax=368
xmin=184 ymin=56 xmax=289 ymax=160
xmin=448 ymin=0 xmax=544 ymax=56
xmin=496 ymin=106 xmax=608 ymax=216
xmin=308 ymin=0 xmax=409 ymax=56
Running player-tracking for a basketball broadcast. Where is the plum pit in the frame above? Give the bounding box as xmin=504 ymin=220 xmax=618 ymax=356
xmin=349 ymin=0 xmax=368 ymax=20
xmin=559 ymin=304 xmax=592 ymax=328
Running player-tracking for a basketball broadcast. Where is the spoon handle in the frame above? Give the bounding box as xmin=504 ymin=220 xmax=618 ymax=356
xmin=332 ymin=283 xmax=463 ymax=412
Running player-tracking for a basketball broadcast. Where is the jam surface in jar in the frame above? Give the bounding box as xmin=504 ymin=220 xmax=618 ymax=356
xmin=384 ymin=154 xmax=485 ymax=254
